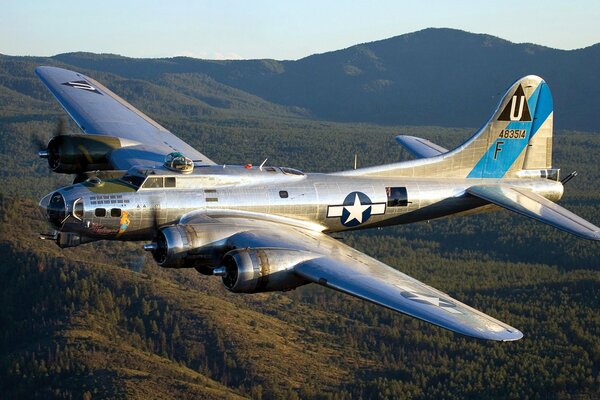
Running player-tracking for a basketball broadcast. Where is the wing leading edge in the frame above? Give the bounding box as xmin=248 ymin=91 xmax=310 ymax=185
xmin=292 ymin=238 xmax=523 ymax=341
xmin=217 ymin=217 xmax=523 ymax=341
xmin=35 ymin=66 xmax=215 ymax=169
xmin=467 ymin=185 xmax=600 ymax=241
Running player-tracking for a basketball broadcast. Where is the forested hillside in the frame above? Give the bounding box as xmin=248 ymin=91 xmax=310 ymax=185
xmin=0 ymin=46 xmax=599 ymax=399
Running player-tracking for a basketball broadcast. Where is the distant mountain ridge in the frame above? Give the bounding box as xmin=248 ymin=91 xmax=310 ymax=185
xmin=3 ymin=28 xmax=600 ymax=130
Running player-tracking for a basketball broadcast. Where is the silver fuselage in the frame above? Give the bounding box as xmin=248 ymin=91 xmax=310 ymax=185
xmin=41 ymin=165 xmax=564 ymax=244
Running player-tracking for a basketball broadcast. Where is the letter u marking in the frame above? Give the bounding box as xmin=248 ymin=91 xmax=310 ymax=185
xmin=509 ymin=95 xmax=525 ymax=121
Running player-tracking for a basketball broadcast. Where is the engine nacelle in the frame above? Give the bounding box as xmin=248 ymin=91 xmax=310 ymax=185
xmin=220 ymin=248 xmax=314 ymax=293
xmin=150 ymin=224 xmax=240 ymax=269
xmin=42 ymin=134 xmax=123 ymax=174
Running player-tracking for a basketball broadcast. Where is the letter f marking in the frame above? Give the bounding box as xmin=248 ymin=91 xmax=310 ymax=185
xmin=494 ymin=141 xmax=504 ymax=160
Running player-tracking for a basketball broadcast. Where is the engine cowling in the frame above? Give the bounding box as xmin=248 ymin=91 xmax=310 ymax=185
xmin=42 ymin=134 xmax=123 ymax=173
xmin=149 ymin=224 xmax=241 ymax=269
xmin=220 ymin=248 xmax=314 ymax=293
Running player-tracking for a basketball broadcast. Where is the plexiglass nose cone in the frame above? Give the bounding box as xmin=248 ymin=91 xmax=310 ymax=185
xmin=39 ymin=192 xmax=66 ymax=229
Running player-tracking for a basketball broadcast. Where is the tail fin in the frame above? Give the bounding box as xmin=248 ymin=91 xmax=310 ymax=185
xmin=343 ymin=75 xmax=554 ymax=178
xmin=465 ymin=75 xmax=553 ymax=178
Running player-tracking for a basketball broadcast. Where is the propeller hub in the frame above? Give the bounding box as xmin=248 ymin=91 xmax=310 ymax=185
xmin=38 ymin=149 xmax=49 ymax=159
xmin=143 ymin=243 xmax=157 ymax=251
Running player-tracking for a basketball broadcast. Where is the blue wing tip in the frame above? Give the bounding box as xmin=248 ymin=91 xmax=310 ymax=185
xmin=35 ymin=66 xmax=53 ymax=78
xmin=464 ymin=325 xmax=523 ymax=341
xmin=501 ymin=329 xmax=524 ymax=342
xmin=484 ymin=328 xmax=523 ymax=342
xmin=35 ymin=66 xmax=69 ymax=78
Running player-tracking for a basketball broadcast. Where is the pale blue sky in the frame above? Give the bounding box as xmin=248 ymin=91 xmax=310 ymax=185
xmin=1 ymin=0 xmax=599 ymax=60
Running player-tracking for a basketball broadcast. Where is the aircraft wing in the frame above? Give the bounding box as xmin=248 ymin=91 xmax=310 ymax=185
xmin=467 ymin=185 xmax=600 ymax=241
xmin=35 ymin=66 xmax=215 ymax=169
xmin=395 ymin=135 xmax=449 ymax=158
xmin=217 ymin=217 xmax=523 ymax=341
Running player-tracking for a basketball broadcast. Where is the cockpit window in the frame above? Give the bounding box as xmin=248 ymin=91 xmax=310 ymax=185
xmin=120 ymin=174 xmax=146 ymax=189
xmin=142 ymin=177 xmax=163 ymax=189
xmin=165 ymin=177 xmax=176 ymax=188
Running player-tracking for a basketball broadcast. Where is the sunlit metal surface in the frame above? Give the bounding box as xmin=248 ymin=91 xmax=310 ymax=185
xmin=33 ymin=66 xmax=600 ymax=341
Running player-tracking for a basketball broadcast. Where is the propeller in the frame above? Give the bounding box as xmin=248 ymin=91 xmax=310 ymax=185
xmin=36 ymin=118 xmax=66 ymax=160
xmin=143 ymin=205 xmax=166 ymax=262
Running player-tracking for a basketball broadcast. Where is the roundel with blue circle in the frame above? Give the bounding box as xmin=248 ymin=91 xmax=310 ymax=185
xmin=326 ymin=191 xmax=386 ymax=228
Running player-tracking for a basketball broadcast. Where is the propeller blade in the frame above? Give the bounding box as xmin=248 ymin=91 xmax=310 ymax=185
xmin=151 ymin=205 xmax=160 ymax=235
xmin=54 ymin=118 xmax=66 ymax=137
xmin=35 ymin=118 xmax=65 ymax=159
xmin=143 ymin=205 xmax=162 ymax=253
xmin=32 ymin=133 xmax=47 ymax=150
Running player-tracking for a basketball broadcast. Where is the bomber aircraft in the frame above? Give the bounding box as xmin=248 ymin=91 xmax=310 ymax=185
xmin=36 ymin=67 xmax=599 ymax=341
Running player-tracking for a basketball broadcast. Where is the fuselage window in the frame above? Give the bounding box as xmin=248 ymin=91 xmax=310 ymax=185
xmin=74 ymin=200 xmax=84 ymax=219
xmin=95 ymin=208 xmax=106 ymax=217
xmin=142 ymin=177 xmax=163 ymax=189
xmin=165 ymin=177 xmax=176 ymax=188
xmin=279 ymin=190 xmax=289 ymax=198
xmin=386 ymin=187 xmax=408 ymax=207
xmin=110 ymin=208 xmax=122 ymax=218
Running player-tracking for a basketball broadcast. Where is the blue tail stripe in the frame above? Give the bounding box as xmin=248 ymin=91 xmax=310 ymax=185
xmin=530 ymin=82 xmax=553 ymax=138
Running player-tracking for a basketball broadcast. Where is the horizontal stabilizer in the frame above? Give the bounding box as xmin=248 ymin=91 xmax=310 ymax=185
xmin=467 ymin=185 xmax=600 ymax=241
xmin=395 ymin=135 xmax=449 ymax=159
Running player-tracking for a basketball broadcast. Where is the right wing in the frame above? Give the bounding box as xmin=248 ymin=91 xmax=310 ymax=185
xmin=36 ymin=66 xmax=215 ymax=169
xmin=467 ymin=185 xmax=600 ymax=241
xmin=395 ymin=135 xmax=449 ymax=158
xmin=206 ymin=215 xmax=523 ymax=341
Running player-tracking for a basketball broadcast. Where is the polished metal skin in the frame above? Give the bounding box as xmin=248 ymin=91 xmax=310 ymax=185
xmin=35 ymin=67 xmax=600 ymax=341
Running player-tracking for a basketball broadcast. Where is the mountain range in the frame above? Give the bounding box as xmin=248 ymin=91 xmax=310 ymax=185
xmin=5 ymin=27 xmax=595 ymax=131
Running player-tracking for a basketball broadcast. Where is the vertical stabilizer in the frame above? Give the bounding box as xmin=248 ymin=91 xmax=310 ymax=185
xmin=342 ymin=76 xmax=554 ymax=179
xmin=466 ymin=75 xmax=553 ymax=178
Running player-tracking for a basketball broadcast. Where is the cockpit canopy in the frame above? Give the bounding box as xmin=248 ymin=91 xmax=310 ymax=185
xmin=164 ymin=152 xmax=193 ymax=173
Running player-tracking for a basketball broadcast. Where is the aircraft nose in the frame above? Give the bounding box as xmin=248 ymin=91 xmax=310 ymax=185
xmin=39 ymin=191 xmax=67 ymax=229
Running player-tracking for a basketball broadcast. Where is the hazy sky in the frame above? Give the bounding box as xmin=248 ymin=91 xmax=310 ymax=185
xmin=1 ymin=0 xmax=599 ymax=60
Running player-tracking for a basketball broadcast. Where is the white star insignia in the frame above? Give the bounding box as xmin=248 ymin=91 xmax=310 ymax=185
xmin=326 ymin=192 xmax=386 ymax=225
xmin=344 ymin=193 xmax=371 ymax=224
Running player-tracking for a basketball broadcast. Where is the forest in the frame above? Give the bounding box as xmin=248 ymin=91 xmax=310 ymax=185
xmin=0 ymin=54 xmax=599 ymax=399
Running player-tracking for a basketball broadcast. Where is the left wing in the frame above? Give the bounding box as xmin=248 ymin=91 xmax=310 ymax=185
xmin=36 ymin=66 xmax=215 ymax=169
xmin=467 ymin=185 xmax=600 ymax=241
xmin=216 ymin=217 xmax=522 ymax=341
